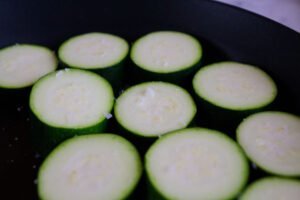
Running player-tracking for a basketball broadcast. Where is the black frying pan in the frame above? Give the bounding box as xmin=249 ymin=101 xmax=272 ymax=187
xmin=1 ymin=0 xmax=300 ymax=199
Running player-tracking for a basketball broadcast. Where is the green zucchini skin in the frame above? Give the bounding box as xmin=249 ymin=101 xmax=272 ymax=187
xmin=112 ymin=115 xmax=197 ymax=156
xmin=61 ymin=57 xmax=127 ymax=92
xmin=58 ymin=32 xmax=129 ymax=91
xmin=146 ymin=179 xmax=168 ymax=200
xmin=192 ymin=62 xmax=278 ymax=134
xmin=30 ymin=111 xmax=108 ymax=156
xmin=193 ymin=93 xmax=274 ymax=134
xmin=129 ymin=31 xmax=203 ymax=86
xmin=127 ymin=59 xmax=202 ymax=86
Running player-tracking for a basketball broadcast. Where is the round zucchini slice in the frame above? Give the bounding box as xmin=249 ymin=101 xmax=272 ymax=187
xmin=0 ymin=44 xmax=57 ymax=89
xmin=38 ymin=134 xmax=142 ymax=200
xmin=130 ymin=31 xmax=202 ymax=82
xmin=114 ymin=82 xmax=196 ymax=137
xmin=145 ymin=127 xmax=249 ymax=200
xmin=237 ymin=111 xmax=300 ymax=176
xmin=58 ymin=32 xmax=129 ymax=89
xmin=240 ymin=177 xmax=300 ymax=200
xmin=58 ymin=32 xmax=128 ymax=70
xmin=29 ymin=69 xmax=114 ymax=153
xmin=193 ymin=61 xmax=277 ymax=111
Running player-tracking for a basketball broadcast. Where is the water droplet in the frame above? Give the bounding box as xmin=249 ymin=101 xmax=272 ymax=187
xmin=14 ymin=137 xmax=19 ymax=141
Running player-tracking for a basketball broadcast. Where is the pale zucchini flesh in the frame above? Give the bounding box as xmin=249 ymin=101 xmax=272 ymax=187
xmin=146 ymin=128 xmax=249 ymax=200
xmin=240 ymin=177 xmax=300 ymax=200
xmin=0 ymin=44 xmax=57 ymax=88
xmin=30 ymin=69 xmax=114 ymax=129
xmin=193 ymin=62 xmax=277 ymax=110
xmin=131 ymin=31 xmax=202 ymax=73
xmin=237 ymin=111 xmax=300 ymax=176
xmin=58 ymin=32 xmax=129 ymax=69
xmin=38 ymin=134 xmax=142 ymax=200
xmin=114 ymin=82 xmax=196 ymax=137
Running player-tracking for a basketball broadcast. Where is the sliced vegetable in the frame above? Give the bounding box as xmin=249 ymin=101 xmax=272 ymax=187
xmin=240 ymin=177 xmax=300 ymax=200
xmin=145 ymin=127 xmax=249 ymax=200
xmin=58 ymin=32 xmax=129 ymax=87
xmin=130 ymin=31 xmax=202 ymax=83
xmin=114 ymin=82 xmax=196 ymax=137
xmin=30 ymin=69 xmax=114 ymax=154
xmin=192 ymin=61 xmax=277 ymax=131
xmin=193 ymin=61 xmax=277 ymax=110
xmin=38 ymin=134 xmax=142 ymax=200
xmin=237 ymin=111 xmax=300 ymax=176
xmin=0 ymin=44 xmax=57 ymax=89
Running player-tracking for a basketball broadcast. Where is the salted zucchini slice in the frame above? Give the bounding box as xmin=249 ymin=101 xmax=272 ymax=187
xmin=38 ymin=134 xmax=142 ymax=200
xmin=29 ymin=69 xmax=114 ymax=153
xmin=240 ymin=177 xmax=300 ymax=200
xmin=193 ymin=61 xmax=277 ymax=111
xmin=145 ymin=127 xmax=249 ymax=200
xmin=237 ymin=111 xmax=300 ymax=176
xmin=114 ymin=82 xmax=196 ymax=137
xmin=0 ymin=44 xmax=57 ymax=89
xmin=58 ymin=32 xmax=128 ymax=88
xmin=130 ymin=31 xmax=202 ymax=83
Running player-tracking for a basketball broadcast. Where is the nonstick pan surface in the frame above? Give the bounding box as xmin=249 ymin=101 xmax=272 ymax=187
xmin=0 ymin=0 xmax=299 ymax=199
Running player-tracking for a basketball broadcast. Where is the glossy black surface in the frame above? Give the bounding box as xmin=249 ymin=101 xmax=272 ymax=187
xmin=1 ymin=0 xmax=299 ymax=199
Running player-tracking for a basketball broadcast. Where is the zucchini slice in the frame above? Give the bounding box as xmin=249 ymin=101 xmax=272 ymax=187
xmin=193 ymin=61 xmax=277 ymax=111
xmin=130 ymin=31 xmax=202 ymax=82
xmin=237 ymin=111 xmax=300 ymax=176
xmin=58 ymin=32 xmax=128 ymax=88
xmin=145 ymin=127 xmax=249 ymax=200
xmin=38 ymin=134 xmax=142 ymax=200
xmin=29 ymin=69 xmax=114 ymax=153
xmin=58 ymin=32 xmax=128 ymax=70
xmin=240 ymin=177 xmax=300 ymax=200
xmin=114 ymin=82 xmax=196 ymax=137
xmin=0 ymin=44 xmax=57 ymax=89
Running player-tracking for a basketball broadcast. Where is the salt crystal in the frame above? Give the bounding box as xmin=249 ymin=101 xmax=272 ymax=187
xmin=16 ymin=106 xmax=22 ymax=112
xmin=105 ymin=113 xmax=113 ymax=119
